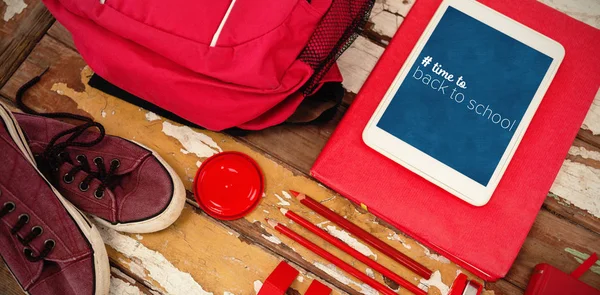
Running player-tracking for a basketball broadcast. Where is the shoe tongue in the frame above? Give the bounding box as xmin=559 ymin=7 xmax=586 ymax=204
xmin=14 ymin=113 xmax=99 ymax=145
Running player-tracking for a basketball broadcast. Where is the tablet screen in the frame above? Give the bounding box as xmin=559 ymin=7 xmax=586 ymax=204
xmin=376 ymin=6 xmax=553 ymax=186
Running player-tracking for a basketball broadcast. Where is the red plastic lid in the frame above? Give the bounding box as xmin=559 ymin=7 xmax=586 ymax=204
xmin=193 ymin=152 xmax=264 ymax=220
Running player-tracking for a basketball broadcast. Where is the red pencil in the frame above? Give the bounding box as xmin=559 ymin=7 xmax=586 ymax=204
xmin=266 ymin=219 xmax=398 ymax=295
xmin=279 ymin=208 xmax=427 ymax=295
xmin=290 ymin=190 xmax=432 ymax=279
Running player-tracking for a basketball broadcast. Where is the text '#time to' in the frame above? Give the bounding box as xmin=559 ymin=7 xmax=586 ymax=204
xmin=414 ymin=56 xmax=518 ymax=132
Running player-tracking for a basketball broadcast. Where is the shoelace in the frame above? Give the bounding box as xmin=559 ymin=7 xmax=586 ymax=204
xmin=0 ymin=190 xmax=55 ymax=262
xmin=15 ymin=70 xmax=120 ymax=199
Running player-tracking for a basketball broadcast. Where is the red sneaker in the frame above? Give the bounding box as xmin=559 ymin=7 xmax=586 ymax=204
xmin=0 ymin=103 xmax=109 ymax=295
xmin=14 ymin=74 xmax=185 ymax=234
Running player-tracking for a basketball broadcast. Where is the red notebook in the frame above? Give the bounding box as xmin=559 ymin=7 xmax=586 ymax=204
xmin=311 ymin=0 xmax=600 ymax=281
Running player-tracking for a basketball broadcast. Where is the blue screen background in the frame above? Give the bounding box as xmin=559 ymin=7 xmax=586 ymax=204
xmin=377 ymin=6 xmax=553 ymax=185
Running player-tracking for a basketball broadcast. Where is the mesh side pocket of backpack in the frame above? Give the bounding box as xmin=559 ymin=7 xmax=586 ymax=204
xmin=299 ymin=0 xmax=375 ymax=95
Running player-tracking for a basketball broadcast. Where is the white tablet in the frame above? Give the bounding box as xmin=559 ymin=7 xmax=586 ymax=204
xmin=363 ymin=0 xmax=564 ymax=206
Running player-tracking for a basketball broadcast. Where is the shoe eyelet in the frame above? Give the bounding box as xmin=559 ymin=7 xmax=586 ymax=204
xmin=18 ymin=214 xmax=30 ymax=224
xmin=93 ymin=157 xmax=103 ymax=166
xmin=110 ymin=159 xmax=120 ymax=168
xmin=63 ymin=174 xmax=74 ymax=184
xmin=94 ymin=189 xmax=104 ymax=199
xmin=44 ymin=239 xmax=55 ymax=250
xmin=23 ymin=247 xmax=33 ymax=257
xmin=58 ymin=151 xmax=69 ymax=159
xmin=79 ymin=182 xmax=90 ymax=192
xmin=31 ymin=226 xmax=43 ymax=236
xmin=76 ymin=155 xmax=87 ymax=163
xmin=3 ymin=202 xmax=15 ymax=212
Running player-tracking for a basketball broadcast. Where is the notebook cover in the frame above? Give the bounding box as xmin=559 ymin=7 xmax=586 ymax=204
xmin=524 ymin=264 xmax=600 ymax=295
xmin=311 ymin=0 xmax=600 ymax=280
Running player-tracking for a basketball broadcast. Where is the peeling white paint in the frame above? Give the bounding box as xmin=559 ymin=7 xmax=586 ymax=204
xmin=2 ymin=0 xmax=27 ymax=21
xmin=281 ymin=191 xmax=293 ymax=199
xmin=366 ymin=268 xmax=375 ymax=279
xmin=145 ymin=112 xmax=161 ymax=122
xmin=569 ymin=146 xmax=600 ymax=161
xmin=98 ymin=225 xmax=213 ymax=295
xmin=135 ymin=234 xmax=143 ymax=241
xmin=418 ymin=244 xmax=450 ymax=264
xmin=338 ymin=36 xmax=385 ymax=94
xmin=118 ymin=257 xmax=146 ymax=279
xmin=101 ymin=110 xmax=107 ymax=118
xmin=253 ymin=280 xmax=263 ymax=294
xmin=109 ymin=277 xmax=145 ymax=295
xmin=419 ymin=271 xmax=448 ymax=295
xmin=387 ymin=233 xmax=412 ymax=250
xmin=550 ymin=159 xmax=600 ymax=218
xmin=369 ymin=3 xmax=403 ymax=39
xmin=263 ymin=210 xmax=270 ymax=214
xmin=162 ymin=121 xmax=222 ymax=158
xmin=196 ymin=161 xmax=202 ymax=168
xmin=316 ymin=221 xmax=330 ymax=228
xmin=297 ymin=276 xmax=304 ymax=283
xmin=314 ymin=262 xmax=378 ymax=295
xmin=262 ymin=234 xmax=282 ymax=245
xmin=274 ymin=194 xmax=291 ymax=206
xmin=180 ymin=149 xmax=190 ymax=155
xmin=224 ymin=292 xmax=235 ymax=295
xmin=325 ymin=225 xmax=377 ymax=259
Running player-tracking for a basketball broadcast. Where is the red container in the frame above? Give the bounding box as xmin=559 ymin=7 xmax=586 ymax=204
xmin=193 ymin=152 xmax=264 ymax=220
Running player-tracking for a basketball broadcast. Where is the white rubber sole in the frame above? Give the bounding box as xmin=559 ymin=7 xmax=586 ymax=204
xmin=93 ymin=140 xmax=186 ymax=234
xmin=0 ymin=103 xmax=110 ymax=295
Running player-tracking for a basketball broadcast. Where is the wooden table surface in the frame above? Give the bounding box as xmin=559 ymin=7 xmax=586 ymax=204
xmin=0 ymin=1 xmax=598 ymax=294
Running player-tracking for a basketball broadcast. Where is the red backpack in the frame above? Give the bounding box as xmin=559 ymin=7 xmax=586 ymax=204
xmin=43 ymin=0 xmax=374 ymax=130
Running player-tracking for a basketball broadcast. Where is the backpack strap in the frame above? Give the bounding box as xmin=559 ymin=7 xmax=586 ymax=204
xmin=570 ymin=252 xmax=598 ymax=279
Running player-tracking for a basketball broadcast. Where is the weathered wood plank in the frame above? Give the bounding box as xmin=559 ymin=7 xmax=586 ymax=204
xmin=546 ymin=138 xmax=600 ymax=234
xmin=0 ymin=0 xmax=54 ymax=87
xmin=0 ymin=260 xmax=25 ymax=295
xmin=46 ymin=22 xmax=75 ymax=50
xmin=485 ymin=280 xmax=524 ymax=295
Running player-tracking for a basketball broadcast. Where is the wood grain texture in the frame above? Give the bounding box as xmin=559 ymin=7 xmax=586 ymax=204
xmin=0 ymin=260 xmax=25 ymax=295
xmin=0 ymin=0 xmax=54 ymax=87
